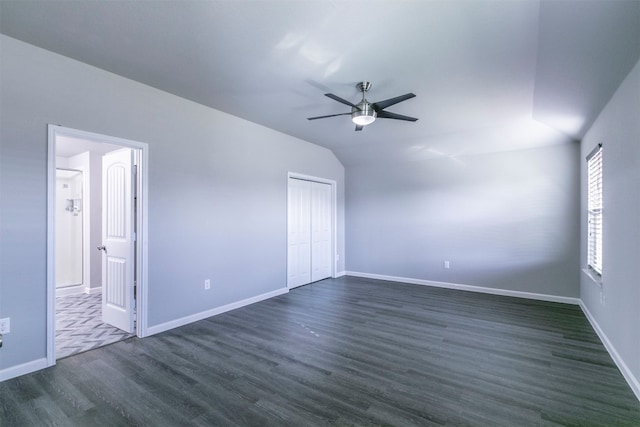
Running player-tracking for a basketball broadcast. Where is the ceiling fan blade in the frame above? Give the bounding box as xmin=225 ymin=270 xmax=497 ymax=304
xmin=325 ymin=93 xmax=357 ymax=108
xmin=372 ymin=93 xmax=416 ymax=111
xmin=377 ymin=110 xmax=419 ymax=122
xmin=307 ymin=112 xmax=352 ymax=120
xmin=355 ymin=125 xmax=364 ymax=131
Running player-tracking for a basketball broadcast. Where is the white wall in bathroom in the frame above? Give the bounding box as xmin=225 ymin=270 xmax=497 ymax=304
xmin=55 ymin=170 xmax=83 ymax=288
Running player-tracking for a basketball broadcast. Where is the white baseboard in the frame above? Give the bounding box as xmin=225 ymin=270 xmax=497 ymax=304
xmin=335 ymin=271 xmax=346 ymax=278
xmin=56 ymin=285 xmax=101 ymax=297
xmin=146 ymin=287 xmax=289 ymax=336
xmin=345 ymin=271 xmax=581 ymax=305
xmin=0 ymin=358 xmax=48 ymax=382
xmin=580 ymin=301 xmax=640 ymax=401
xmin=85 ymin=286 xmax=102 ymax=295
xmin=55 ymin=284 xmax=84 ymax=297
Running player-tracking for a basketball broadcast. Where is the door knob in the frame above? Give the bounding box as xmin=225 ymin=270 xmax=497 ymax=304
xmin=97 ymin=245 xmax=106 ymax=252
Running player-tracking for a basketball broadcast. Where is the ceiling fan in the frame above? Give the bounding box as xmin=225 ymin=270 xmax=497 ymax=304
xmin=308 ymin=81 xmax=418 ymax=131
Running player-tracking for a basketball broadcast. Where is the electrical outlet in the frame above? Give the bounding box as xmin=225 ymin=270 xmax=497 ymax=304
xmin=204 ymin=279 xmax=211 ymax=290
xmin=0 ymin=318 xmax=10 ymax=334
xmin=444 ymin=260 xmax=450 ymax=269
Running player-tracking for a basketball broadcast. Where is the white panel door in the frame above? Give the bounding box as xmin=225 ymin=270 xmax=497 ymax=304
xmin=287 ymin=178 xmax=312 ymax=288
xmin=311 ymin=182 xmax=332 ymax=282
xmin=101 ymin=149 xmax=135 ymax=333
xmin=288 ymin=178 xmax=332 ymax=288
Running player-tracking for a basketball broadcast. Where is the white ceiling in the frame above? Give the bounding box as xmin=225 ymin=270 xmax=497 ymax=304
xmin=56 ymin=135 xmax=123 ymax=158
xmin=1 ymin=0 xmax=638 ymax=166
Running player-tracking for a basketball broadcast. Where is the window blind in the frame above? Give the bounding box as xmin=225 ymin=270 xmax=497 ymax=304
xmin=587 ymin=144 xmax=603 ymax=275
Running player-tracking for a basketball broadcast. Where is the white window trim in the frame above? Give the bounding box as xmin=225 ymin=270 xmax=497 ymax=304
xmin=586 ymin=143 xmax=603 ymax=279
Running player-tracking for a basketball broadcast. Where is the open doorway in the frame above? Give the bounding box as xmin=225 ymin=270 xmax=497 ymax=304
xmin=46 ymin=125 xmax=149 ymax=365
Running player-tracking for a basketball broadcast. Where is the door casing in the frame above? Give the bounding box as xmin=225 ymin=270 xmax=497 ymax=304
xmin=46 ymin=125 xmax=149 ymax=366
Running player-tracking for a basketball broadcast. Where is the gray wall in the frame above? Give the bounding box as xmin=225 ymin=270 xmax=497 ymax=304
xmin=346 ymin=142 xmax=580 ymax=297
xmin=87 ymin=151 xmax=103 ymax=290
xmin=0 ymin=35 xmax=345 ymax=371
xmin=580 ymin=59 xmax=640 ymax=386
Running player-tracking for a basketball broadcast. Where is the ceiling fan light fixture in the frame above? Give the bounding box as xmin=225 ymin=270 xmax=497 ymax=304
xmin=352 ymin=103 xmax=377 ymax=126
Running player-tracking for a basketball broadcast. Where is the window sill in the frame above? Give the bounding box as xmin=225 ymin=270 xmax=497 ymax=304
xmin=582 ymin=268 xmax=602 ymax=287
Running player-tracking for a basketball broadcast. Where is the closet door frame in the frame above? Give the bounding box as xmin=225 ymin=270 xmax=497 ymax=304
xmin=287 ymin=172 xmax=337 ymax=289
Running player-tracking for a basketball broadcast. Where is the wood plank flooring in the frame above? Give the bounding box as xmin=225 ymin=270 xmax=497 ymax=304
xmin=2 ymin=276 xmax=639 ymax=426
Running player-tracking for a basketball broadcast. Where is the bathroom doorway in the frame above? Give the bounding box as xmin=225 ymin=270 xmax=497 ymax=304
xmin=46 ymin=125 xmax=149 ymax=364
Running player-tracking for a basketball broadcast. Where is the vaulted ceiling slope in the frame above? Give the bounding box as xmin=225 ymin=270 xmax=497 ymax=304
xmin=1 ymin=0 xmax=638 ymax=165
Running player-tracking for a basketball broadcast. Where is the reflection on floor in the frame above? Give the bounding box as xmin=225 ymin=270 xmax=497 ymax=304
xmin=56 ymin=292 xmax=134 ymax=359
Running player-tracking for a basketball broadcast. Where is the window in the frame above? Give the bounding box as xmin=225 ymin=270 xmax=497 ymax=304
xmin=587 ymin=144 xmax=603 ymax=275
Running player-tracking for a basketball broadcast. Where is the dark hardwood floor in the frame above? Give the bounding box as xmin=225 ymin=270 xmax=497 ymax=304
xmin=2 ymin=276 xmax=639 ymax=426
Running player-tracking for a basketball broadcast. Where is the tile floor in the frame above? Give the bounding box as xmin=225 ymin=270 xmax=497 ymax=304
xmin=56 ymin=292 xmax=134 ymax=359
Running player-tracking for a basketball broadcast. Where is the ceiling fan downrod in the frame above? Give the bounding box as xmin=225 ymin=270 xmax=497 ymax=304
xmin=356 ymin=81 xmax=372 ymax=96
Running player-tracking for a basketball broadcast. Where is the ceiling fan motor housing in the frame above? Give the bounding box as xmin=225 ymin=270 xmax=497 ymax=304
xmin=352 ymin=101 xmax=377 ymax=125
xmin=351 ymin=82 xmax=376 ymax=125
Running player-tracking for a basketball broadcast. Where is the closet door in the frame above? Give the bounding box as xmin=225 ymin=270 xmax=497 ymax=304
xmin=287 ymin=178 xmax=332 ymax=289
xmin=287 ymin=178 xmax=312 ymax=288
xmin=311 ymin=182 xmax=332 ymax=282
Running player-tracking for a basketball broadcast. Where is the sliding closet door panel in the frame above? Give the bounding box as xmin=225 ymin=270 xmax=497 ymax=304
xmin=311 ymin=182 xmax=332 ymax=282
xmin=287 ymin=178 xmax=312 ymax=288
